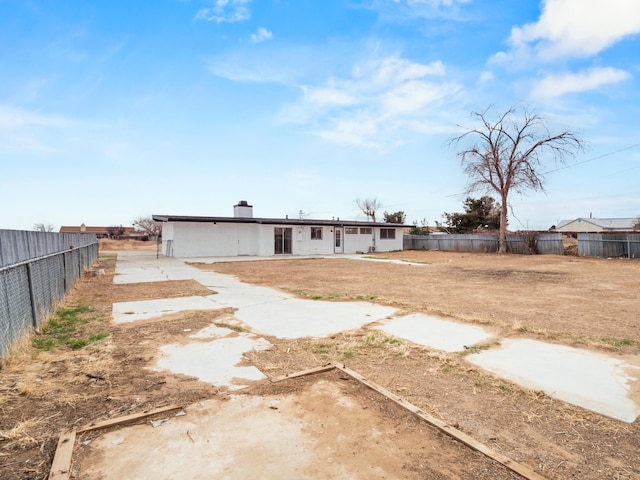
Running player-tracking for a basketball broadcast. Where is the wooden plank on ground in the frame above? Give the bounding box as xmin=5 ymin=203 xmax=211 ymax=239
xmin=270 ymin=364 xmax=335 ymax=383
xmin=331 ymin=362 xmax=547 ymax=480
xmin=77 ymin=405 xmax=184 ymax=433
xmin=48 ymin=428 xmax=76 ymax=480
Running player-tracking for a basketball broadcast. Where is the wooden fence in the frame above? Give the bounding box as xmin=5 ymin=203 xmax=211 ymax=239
xmin=403 ymin=233 xmax=564 ymax=255
xmin=578 ymin=233 xmax=640 ymax=259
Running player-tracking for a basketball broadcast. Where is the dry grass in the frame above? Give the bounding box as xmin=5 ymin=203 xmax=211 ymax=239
xmin=0 ymin=418 xmax=47 ymax=448
xmin=2 ymin=250 xmax=640 ymax=480
xmin=205 ymin=253 xmax=640 ymax=355
xmin=98 ymin=239 xmax=157 ymax=251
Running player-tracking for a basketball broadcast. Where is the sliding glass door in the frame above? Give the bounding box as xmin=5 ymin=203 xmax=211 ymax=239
xmin=274 ymin=227 xmax=292 ymax=254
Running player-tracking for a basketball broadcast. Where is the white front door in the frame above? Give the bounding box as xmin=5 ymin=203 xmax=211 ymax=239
xmin=334 ymin=228 xmax=343 ymax=253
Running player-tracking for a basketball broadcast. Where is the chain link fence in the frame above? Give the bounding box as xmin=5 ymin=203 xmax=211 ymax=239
xmin=0 ymin=231 xmax=98 ymax=360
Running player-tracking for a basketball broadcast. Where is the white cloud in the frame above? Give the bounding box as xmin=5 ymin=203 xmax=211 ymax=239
xmin=497 ymin=0 xmax=640 ymax=63
xmin=195 ymin=0 xmax=251 ymax=24
xmin=0 ymin=106 xmax=71 ymax=129
xmin=0 ymin=105 xmax=96 ymax=154
xmin=478 ymin=70 xmax=494 ymax=83
xmin=280 ymin=55 xmax=460 ymax=148
xmin=398 ymin=0 xmax=470 ymax=6
xmin=530 ymin=67 xmax=631 ymax=98
xmin=207 ymin=45 xmax=321 ymax=84
xmin=380 ymin=80 xmax=457 ymax=117
xmin=250 ymin=27 xmax=273 ymax=44
xmin=317 ymin=116 xmax=382 ymax=149
xmin=302 ymin=87 xmax=357 ymax=107
xmin=208 ymin=59 xmax=290 ymax=84
xmin=369 ymin=0 xmax=472 ymax=21
xmin=370 ymin=57 xmax=445 ymax=84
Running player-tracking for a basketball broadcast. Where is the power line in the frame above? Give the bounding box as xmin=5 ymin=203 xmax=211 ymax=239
xmin=445 ymin=143 xmax=640 ymax=198
xmin=543 ymin=143 xmax=640 ymax=174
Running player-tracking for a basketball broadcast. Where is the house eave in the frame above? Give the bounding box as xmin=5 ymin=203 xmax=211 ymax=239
xmin=152 ymin=214 xmax=409 ymax=228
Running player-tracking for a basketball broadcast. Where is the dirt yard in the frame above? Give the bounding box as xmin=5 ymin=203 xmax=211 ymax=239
xmin=1 ymin=246 xmax=639 ymax=479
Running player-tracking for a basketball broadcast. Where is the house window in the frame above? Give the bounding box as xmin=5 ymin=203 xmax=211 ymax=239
xmin=311 ymin=227 xmax=323 ymax=240
xmin=380 ymin=228 xmax=396 ymax=240
xmin=345 ymin=227 xmax=358 ymax=234
xmin=360 ymin=227 xmax=372 ymax=235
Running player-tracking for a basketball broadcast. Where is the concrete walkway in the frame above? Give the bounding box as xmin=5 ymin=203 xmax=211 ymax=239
xmin=111 ymin=251 xmax=639 ymax=423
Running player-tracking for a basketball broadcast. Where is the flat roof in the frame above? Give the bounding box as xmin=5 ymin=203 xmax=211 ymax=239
xmin=152 ymin=214 xmax=408 ymax=228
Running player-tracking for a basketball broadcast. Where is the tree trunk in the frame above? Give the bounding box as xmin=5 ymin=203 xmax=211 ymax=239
xmin=498 ymin=199 xmax=508 ymax=254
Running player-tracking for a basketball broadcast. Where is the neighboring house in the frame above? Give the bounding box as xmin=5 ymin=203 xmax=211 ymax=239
xmin=153 ymin=201 xmax=407 ymax=258
xmin=59 ymin=224 xmax=139 ymax=239
xmin=556 ymin=217 xmax=638 ymax=233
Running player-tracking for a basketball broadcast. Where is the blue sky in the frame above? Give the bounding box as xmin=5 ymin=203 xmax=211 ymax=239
xmin=1 ymin=0 xmax=639 ymax=231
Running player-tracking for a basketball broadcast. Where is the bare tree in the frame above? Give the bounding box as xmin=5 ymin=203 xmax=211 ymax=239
xmin=450 ymin=106 xmax=585 ymax=253
xmin=132 ymin=216 xmax=162 ymax=238
xmin=34 ymin=223 xmax=55 ymax=232
xmin=633 ymin=218 xmax=640 ymax=231
xmin=355 ymin=197 xmax=382 ymax=222
xmin=106 ymin=225 xmax=125 ymax=238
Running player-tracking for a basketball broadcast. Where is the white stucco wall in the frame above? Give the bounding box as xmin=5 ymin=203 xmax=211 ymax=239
xmin=294 ymin=225 xmax=334 ymax=255
xmin=161 ymin=221 xmax=404 ymax=257
xmin=557 ymin=220 xmax=604 ymax=233
xmin=162 ymin=222 xmax=174 ymax=241
xmin=343 ymin=229 xmax=374 ymax=253
xmin=164 ymin=222 xmax=258 ymax=257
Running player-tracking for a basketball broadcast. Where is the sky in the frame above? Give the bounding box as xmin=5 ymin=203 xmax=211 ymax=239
xmin=1 ymin=0 xmax=639 ymax=231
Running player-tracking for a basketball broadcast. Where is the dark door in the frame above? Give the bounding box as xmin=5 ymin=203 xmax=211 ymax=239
xmin=274 ymin=227 xmax=292 ymax=254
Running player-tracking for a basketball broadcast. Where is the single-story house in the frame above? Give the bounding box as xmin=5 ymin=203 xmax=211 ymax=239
xmin=153 ymin=201 xmax=407 ymax=258
xmin=556 ymin=217 xmax=639 ymax=233
xmin=59 ymin=224 xmax=140 ymax=239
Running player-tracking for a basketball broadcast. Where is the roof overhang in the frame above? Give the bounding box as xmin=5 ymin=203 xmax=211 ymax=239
xmin=152 ymin=214 xmax=409 ymax=228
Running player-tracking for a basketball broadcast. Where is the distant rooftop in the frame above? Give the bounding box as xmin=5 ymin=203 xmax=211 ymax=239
xmin=556 ymin=217 xmax=638 ymax=232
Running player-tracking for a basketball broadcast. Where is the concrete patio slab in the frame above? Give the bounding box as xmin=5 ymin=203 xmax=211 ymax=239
xmin=79 ymin=396 xmax=314 ymax=479
xmin=113 ymin=252 xmax=397 ymax=339
xmin=112 ymin=295 xmax=224 ymax=324
xmin=236 ymin=298 xmax=397 ymax=339
xmin=376 ymin=313 xmax=495 ymax=352
xmin=77 ymin=379 xmax=444 ymax=480
xmin=113 ymin=251 xmax=201 ymax=284
xmin=110 ymin=251 xmax=640 ymax=424
xmin=153 ymin=332 xmax=272 ymax=390
xmin=467 ymin=338 xmax=640 ymax=423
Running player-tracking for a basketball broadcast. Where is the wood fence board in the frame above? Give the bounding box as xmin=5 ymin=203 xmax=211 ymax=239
xmin=331 ymin=362 xmax=547 ymax=480
xmin=77 ymin=405 xmax=184 ymax=433
xmin=48 ymin=429 xmax=76 ymax=480
xmin=270 ymin=364 xmax=335 ymax=383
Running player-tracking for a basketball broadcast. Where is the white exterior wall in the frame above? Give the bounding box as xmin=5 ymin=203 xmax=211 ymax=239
xmin=295 ymin=225 xmax=334 ymax=255
xmin=343 ymin=229 xmax=375 ymax=253
xmin=161 ymin=221 xmax=404 ymax=257
xmin=375 ymin=226 xmax=404 ymax=252
xmin=165 ymin=222 xmax=260 ymax=257
xmin=160 ymin=223 xmax=174 ymax=256
xmin=557 ymin=220 xmax=604 ymax=233
xmin=342 ymin=227 xmax=403 ymax=253
xmin=162 ymin=222 xmax=174 ymax=241
xmin=256 ymin=224 xmax=275 ymax=256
